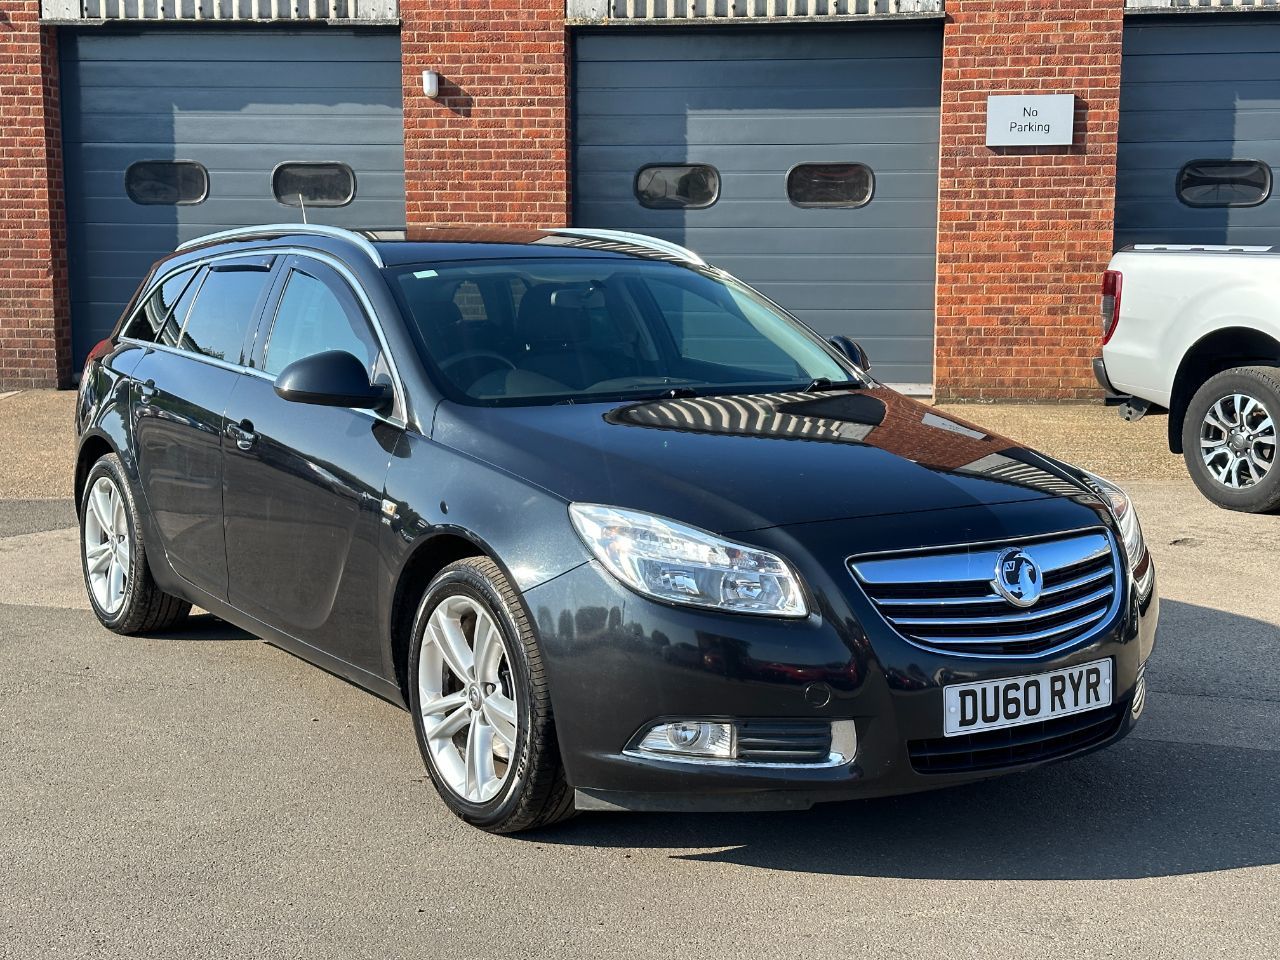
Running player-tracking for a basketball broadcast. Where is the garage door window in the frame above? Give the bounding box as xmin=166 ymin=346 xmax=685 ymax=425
xmin=125 ymin=161 xmax=208 ymax=205
xmin=787 ymin=163 xmax=874 ymax=208
xmin=273 ymin=162 xmax=356 ymax=208
xmin=1177 ymin=160 xmax=1271 ymax=208
xmin=635 ymin=165 xmax=720 ymax=210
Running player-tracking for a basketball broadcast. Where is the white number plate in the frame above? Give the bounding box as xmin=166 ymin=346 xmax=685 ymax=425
xmin=943 ymin=658 xmax=1113 ymax=737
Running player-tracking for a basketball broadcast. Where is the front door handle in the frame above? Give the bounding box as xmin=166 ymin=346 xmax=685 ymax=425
xmin=226 ymin=419 xmax=257 ymax=451
xmin=139 ymin=379 xmax=157 ymax=404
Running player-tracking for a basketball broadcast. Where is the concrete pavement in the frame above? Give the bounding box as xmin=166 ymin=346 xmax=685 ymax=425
xmin=0 ymin=393 xmax=1277 ymax=959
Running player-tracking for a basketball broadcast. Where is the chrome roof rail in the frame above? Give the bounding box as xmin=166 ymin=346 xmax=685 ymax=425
xmin=540 ymin=227 xmax=707 ymax=265
xmin=176 ymin=223 xmax=385 ymax=268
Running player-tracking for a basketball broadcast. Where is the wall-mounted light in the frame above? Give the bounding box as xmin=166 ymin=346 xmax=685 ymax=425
xmin=422 ymin=70 xmax=440 ymax=99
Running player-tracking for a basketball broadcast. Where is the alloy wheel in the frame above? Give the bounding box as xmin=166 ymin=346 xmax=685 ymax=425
xmin=1200 ymin=392 xmax=1276 ymax=489
xmin=83 ymin=475 xmax=130 ymax=615
xmin=417 ymin=595 xmax=520 ymax=803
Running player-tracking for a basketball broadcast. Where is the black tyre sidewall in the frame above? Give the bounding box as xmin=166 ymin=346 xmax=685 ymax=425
xmin=80 ymin=455 xmax=145 ymax=630
xmin=407 ymin=562 xmax=537 ymax=829
xmin=1182 ymin=366 xmax=1280 ymax=513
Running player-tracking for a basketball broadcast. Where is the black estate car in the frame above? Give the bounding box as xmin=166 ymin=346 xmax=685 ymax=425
xmin=75 ymin=224 xmax=1158 ymax=832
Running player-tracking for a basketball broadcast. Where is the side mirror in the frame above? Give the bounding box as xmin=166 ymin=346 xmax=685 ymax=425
xmin=828 ymin=335 xmax=871 ymax=371
xmin=274 ymin=350 xmax=391 ymax=411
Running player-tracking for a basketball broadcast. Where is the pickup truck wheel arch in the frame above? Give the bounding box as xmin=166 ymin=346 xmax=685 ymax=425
xmin=1168 ymin=328 xmax=1280 ymax=453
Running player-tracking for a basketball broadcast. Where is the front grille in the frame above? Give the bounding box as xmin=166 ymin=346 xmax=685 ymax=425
xmin=850 ymin=530 xmax=1121 ymax=657
xmin=908 ymin=703 xmax=1125 ymax=775
xmin=736 ymin=720 xmax=833 ymax=764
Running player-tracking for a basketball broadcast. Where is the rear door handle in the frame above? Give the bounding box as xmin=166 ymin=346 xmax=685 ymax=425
xmin=139 ymin=379 xmax=157 ymax=404
xmin=226 ymin=419 xmax=257 ymax=451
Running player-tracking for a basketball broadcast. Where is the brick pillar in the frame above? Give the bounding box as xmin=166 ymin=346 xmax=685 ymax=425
xmin=0 ymin=5 xmax=69 ymax=389
xmin=934 ymin=1 xmax=1124 ymax=401
xmin=400 ymin=1 xmax=570 ymax=231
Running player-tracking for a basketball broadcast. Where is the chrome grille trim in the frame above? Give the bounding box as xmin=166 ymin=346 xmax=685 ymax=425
xmin=849 ymin=529 xmax=1123 ymax=659
xmin=853 ymin=534 xmax=1110 ymax=585
xmin=917 ymin=607 xmax=1108 ymax=647
xmin=891 ymin=585 xmax=1112 ymax=627
xmin=875 ymin=564 xmax=1113 ymax=607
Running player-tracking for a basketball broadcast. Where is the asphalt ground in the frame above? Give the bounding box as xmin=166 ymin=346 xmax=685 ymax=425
xmin=1 ymin=391 xmax=1277 ymax=959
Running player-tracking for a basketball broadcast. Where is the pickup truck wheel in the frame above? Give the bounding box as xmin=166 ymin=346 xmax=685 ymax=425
xmin=1182 ymin=366 xmax=1280 ymax=513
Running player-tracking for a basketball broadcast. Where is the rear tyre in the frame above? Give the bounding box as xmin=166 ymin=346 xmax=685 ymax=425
xmin=1182 ymin=365 xmax=1280 ymax=513
xmin=80 ymin=453 xmax=192 ymax=633
xmin=408 ymin=556 xmax=574 ymax=833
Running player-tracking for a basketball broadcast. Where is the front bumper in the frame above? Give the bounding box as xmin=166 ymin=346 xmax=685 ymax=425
xmin=524 ymin=500 xmax=1159 ymax=812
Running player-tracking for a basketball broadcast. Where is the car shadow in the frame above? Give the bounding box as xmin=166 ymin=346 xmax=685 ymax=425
xmin=148 ymin=612 xmax=256 ymax=642
xmin=529 ymin=736 xmax=1277 ymax=882
xmin=526 ymin=598 xmax=1280 ymax=882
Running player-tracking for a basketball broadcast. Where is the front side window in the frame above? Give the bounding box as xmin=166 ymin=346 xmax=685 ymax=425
xmin=125 ymin=160 xmax=208 ymax=205
xmin=125 ymin=267 xmax=202 ymax=346
xmin=273 ymin=162 xmax=356 ymax=208
xmin=1177 ymin=159 xmax=1271 ymax=208
xmin=390 ymin=259 xmax=849 ymax=405
xmin=179 ymin=265 xmax=273 ymax=364
xmin=635 ymin=165 xmax=720 ymax=209
xmin=787 ymin=163 xmax=874 ymax=208
xmin=263 ymin=267 xmax=380 ymax=377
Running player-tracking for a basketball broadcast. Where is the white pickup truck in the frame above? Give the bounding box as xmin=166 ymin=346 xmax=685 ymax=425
xmin=1094 ymin=245 xmax=1279 ymax=513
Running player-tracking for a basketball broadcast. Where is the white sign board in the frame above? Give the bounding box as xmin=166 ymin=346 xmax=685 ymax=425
xmin=985 ymin=94 xmax=1075 ymax=147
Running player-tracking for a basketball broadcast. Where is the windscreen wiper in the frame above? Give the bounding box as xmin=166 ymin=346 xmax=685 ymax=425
xmin=801 ymin=377 xmax=865 ymax=393
xmin=648 ymin=386 xmax=700 ymax=400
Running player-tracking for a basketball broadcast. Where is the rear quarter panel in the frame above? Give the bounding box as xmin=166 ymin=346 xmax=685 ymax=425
xmin=75 ymin=341 xmax=148 ymax=510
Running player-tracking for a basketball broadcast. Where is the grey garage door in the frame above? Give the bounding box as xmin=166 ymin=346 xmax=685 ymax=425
xmin=574 ymin=26 xmax=942 ymax=388
xmin=1117 ymin=19 xmax=1280 ymax=249
xmin=61 ymin=27 xmax=405 ymax=365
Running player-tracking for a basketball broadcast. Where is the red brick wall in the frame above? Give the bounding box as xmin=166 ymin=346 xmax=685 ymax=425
xmin=399 ymin=0 xmax=570 ymax=231
xmin=0 ymin=7 xmax=69 ymax=389
xmin=934 ymin=0 xmax=1124 ymax=401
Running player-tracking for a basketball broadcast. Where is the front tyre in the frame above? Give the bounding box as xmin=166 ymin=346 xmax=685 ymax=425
xmin=80 ymin=453 xmax=191 ymax=633
xmin=1182 ymin=366 xmax=1280 ymax=513
xmin=408 ymin=557 xmax=574 ymax=833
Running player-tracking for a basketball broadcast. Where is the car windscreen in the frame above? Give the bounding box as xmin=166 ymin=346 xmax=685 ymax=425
xmin=387 ymin=258 xmax=850 ymax=405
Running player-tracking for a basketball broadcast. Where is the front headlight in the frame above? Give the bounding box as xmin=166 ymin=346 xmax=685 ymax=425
xmin=568 ymin=503 xmax=808 ymax=618
xmin=1081 ymin=471 xmax=1153 ymax=597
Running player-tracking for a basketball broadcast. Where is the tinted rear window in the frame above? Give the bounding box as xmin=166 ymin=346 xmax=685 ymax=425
xmin=179 ymin=266 xmax=272 ymax=364
xmin=124 ymin=267 xmax=201 ymax=346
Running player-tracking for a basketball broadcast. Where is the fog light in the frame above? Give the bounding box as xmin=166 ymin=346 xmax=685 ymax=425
xmin=636 ymin=721 xmax=735 ymax=760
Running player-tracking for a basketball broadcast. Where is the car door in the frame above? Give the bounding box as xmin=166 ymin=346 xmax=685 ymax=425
xmin=222 ymin=255 xmax=402 ymax=673
xmin=127 ymin=255 xmax=276 ymax=600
